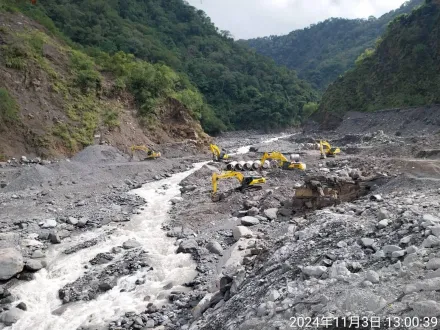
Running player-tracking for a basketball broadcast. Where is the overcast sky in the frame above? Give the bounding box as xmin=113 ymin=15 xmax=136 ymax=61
xmin=186 ymin=0 xmax=408 ymax=39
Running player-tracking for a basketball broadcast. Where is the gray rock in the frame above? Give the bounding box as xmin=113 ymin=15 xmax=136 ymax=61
xmin=378 ymin=219 xmax=389 ymax=228
xmin=192 ymin=293 xmax=213 ymax=318
xmin=422 ymin=235 xmax=440 ymax=248
xmin=340 ymin=290 xmax=386 ymax=313
xmin=337 ymin=241 xmax=347 ymax=248
xmin=416 ymin=278 xmax=440 ymax=291
xmin=246 ymin=207 xmax=259 ymax=216
xmin=392 ymin=250 xmax=406 ymax=258
xmin=0 ymin=248 xmax=24 ymax=280
xmin=0 ymin=308 xmax=24 ymax=325
xmin=360 ymin=238 xmax=374 ymax=247
xmin=412 ymin=300 xmax=440 ymax=317
xmin=66 ymin=217 xmax=78 ymax=225
xmin=77 ymin=217 xmax=89 ymax=228
xmin=400 ymin=235 xmax=412 ymax=244
xmin=122 ymin=239 xmax=141 ymax=250
xmin=423 ymin=214 xmax=440 ymax=223
xmin=406 ymin=246 xmax=418 ymax=254
xmin=303 ymin=266 xmax=327 ymax=277
xmin=382 ymin=245 xmax=402 ymax=254
xmin=431 ymin=225 xmax=440 ymax=237
xmin=329 ymin=261 xmax=350 ymax=279
xmin=49 ymin=232 xmax=61 ymax=244
xmin=206 ymin=241 xmax=223 ymax=255
xmin=39 ymin=219 xmax=57 ymax=229
xmin=25 ymin=259 xmax=45 ymax=271
xmin=177 ymin=239 xmax=198 ymax=254
xmin=145 ymin=319 xmax=155 ymax=328
xmin=31 ymin=250 xmax=45 ymax=259
xmin=425 ymin=269 xmax=440 ymax=279
xmin=170 ymin=197 xmax=183 ymax=205
xmin=267 ymin=290 xmax=280 ymax=302
xmin=426 ymin=258 xmax=440 ymax=270
xmin=263 ymin=208 xmax=278 ymax=220
xmin=16 ymin=302 xmax=27 ymax=311
xmin=365 ymin=270 xmax=380 ymax=283
xmin=232 ymin=226 xmax=253 ymax=241
xmin=240 ymin=216 xmax=260 ymax=226
xmin=377 ymin=208 xmax=390 ymax=220
xmin=370 ymin=195 xmax=383 ymax=202
xmin=133 ymin=317 xmax=143 ymax=326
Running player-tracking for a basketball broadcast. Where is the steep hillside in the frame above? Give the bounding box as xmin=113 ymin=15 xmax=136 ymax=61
xmin=14 ymin=0 xmax=317 ymax=133
xmin=243 ymin=0 xmax=424 ymax=91
xmin=0 ymin=9 xmax=209 ymax=159
xmin=318 ymin=0 xmax=440 ymax=128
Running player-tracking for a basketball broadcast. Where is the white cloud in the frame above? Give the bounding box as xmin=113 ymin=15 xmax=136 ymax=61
xmin=186 ymin=0 xmax=407 ymax=39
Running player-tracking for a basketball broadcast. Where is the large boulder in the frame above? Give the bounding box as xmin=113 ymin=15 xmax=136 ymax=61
xmin=177 ymin=239 xmax=198 ymax=254
xmin=0 ymin=248 xmax=24 ymax=280
xmin=240 ymin=216 xmax=260 ymax=226
xmin=0 ymin=307 xmax=24 ymax=325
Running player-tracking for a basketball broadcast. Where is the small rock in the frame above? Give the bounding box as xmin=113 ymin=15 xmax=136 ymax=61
xmin=303 ymin=266 xmax=327 ymax=277
xmin=206 ymin=241 xmax=223 ymax=255
xmin=145 ymin=319 xmax=155 ymax=328
xmin=336 ymin=241 xmax=347 ymax=248
xmin=423 ymin=214 xmax=440 ymax=223
xmin=49 ymin=232 xmax=61 ymax=244
xmin=122 ymin=239 xmax=141 ymax=249
xmin=267 ymin=290 xmax=280 ymax=302
xmin=378 ymin=219 xmax=389 ymax=228
xmin=400 ymin=236 xmax=412 ymax=244
xmin=360 ymin=238 xmax=374 ymax=247
xmin=176 ymin=239 xmax=198 ymax=254
xmin=406 ymin=246 xmax=418 ymax=254
xmin=431 ymin=226 xmax=440 ymax=237
xmin=15 ymin=302 xmax=27 ymax=311
xmin=77 ymin=217 xmax=89 ymax=228
xmin=66 ymin=217 xmax=78 ymax=225
xmin=170 ymin=197 xmax=183 ymax=205
xmin=382 ymin=245 xmax=402 ymax=254
xmin=232 ymin=226 xmax=253 ymax=241
xmin=377 ymin=208 xmax=390 ymax=220
xmin=163 ymin=282 xmax=173 ymax=290
xmin=25 ymin=259 xmax=45 ymax=271
xmin=365 ymin=270 xmax=380 ymax=283
xmin=412 ymin=300 xmax=440 ymax=317
xmin=370 ymin=195 xmax=383 ymax=202
xmin=31 ymin=250 xmax=45 ymax=259
xmin=247 ymin=207 xmax=259 ymax=216
xmin=422 ymin=235 xmax=440 ymax=248
xmin=263 ymin=208 xmax=278 ymax=220
xmin=426 ymin=258 xmax=440 ymax=270
xmin=392 ymin=250 xmax=406 ymax=258
xmin=39 ymin=219 xmax=57 ymax=229
xmin=0 ymin=248 xmax=24 ymax=280
xmin=241 ymin=216 xmax=259 ymax=226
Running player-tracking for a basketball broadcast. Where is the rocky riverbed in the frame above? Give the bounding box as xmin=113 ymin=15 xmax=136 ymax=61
xmin=2 ymin=128 xmax=440 ymax=330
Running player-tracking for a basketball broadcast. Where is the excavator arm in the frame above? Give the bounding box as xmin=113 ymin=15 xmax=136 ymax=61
xmin=211 ymin=171 xmax=265 ymax=201
xmin=260 ymin=152 xmax=306 ymax=170
xmin=260 ymin=152 xmax=288 ymax=166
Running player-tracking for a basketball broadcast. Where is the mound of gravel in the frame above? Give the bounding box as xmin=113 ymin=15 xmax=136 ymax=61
xmin=72 ymin=145 xmax=128 ymax=164
xmin=2 ymin=165 xmax=56 ymax=192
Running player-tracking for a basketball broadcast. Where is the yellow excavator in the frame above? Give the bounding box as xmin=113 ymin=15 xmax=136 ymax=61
xmin=211 ymin=171 xmax=266 ymax=201
xmin=210 ymin=144 xmax=229 ymax=162
xmin=260 ymin=152 xmax=306 ymax=170
xmin=129 ymin=145 xmax=161 ymax=161
xmin=319 ymin=140 xmax=341 ymax=159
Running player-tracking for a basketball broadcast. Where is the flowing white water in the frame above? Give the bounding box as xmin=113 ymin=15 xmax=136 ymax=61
xmin=232 ymin=133 xmax=294 ymax=155
xmin=8 ymin=162 xmax=206 ymax=330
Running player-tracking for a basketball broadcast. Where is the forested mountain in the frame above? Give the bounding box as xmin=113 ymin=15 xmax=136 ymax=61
xmin=17 ymin=0 xmax=317 ymax=134
xmin=242 ymin=0 xmax=424 ymax=91
xmin=317 ymin=0 xmax=440 ymax=126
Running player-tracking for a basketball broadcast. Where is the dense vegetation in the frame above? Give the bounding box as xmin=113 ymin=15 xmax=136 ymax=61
xmin=15 ymin=0 xmax=317 ymax=133
xmin=318 ymin=0 xmax=440 ymax=122
xmin=0 ymin=0 xmax=212 ymax=153
xmin=243 ymin=0 xmax=424 ymax=91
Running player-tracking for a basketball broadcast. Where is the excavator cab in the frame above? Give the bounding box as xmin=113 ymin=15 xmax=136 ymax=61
xmin=129 ymin=145 xmax=161 ymax=161
xmin=211 ymin=171 xmax=266 ymax=201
